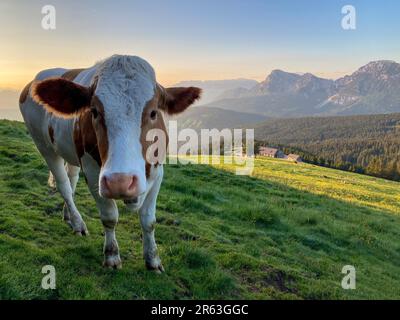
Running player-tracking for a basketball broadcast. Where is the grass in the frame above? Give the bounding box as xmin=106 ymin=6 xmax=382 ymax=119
xmin=0 ymin=119 xmax=399 ymax=299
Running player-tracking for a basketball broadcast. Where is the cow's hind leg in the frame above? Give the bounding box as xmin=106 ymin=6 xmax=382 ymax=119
xmin=45 ymin=155 xmax=88 ymax=235
xmin=62 ymin=164 xmax=81 ymax=228
xmin=81 ymin=154 xmax=121 ymax=268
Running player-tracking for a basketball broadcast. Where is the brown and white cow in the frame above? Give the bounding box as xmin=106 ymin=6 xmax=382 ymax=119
xmin=19 ymin=55 xmax=201 ymax=271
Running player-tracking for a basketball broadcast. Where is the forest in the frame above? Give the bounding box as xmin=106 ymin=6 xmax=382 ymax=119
xmin=253 ymin=113 xmax=400 ymax=181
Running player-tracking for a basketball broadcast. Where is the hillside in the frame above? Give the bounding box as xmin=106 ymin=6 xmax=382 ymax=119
xmin=253 ymin=113 xmax=400 ymax=180
xmin=174 ymin=106 xmax=267 ymax=131
xmin=0 ymin=120 xmax=400 ymax=299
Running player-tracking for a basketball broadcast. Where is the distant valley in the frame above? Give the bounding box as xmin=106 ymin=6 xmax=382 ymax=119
xmin=251 ymin=113 xmax=400 ymax=181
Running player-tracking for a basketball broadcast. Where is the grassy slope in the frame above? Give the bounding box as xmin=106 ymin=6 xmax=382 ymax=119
xmin=0 ymin=120 xmax=399 ymax=300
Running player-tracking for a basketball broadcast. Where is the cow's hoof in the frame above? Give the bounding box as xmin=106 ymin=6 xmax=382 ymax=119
xmin=73 ymin=222 xmax=89 ymax=236
xmin=146 ymin=258 xmax=165 ymax=274
xmin=103 ymin=255 xmax=122 ymax=269
xmin=74 ymin=230 xmax=89 ymax=236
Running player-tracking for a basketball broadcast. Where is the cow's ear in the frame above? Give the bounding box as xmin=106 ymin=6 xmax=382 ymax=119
xmin=161 ymin=87 xmax=202 ymax=115
xmin=32 ymin=78 xmax=92 ymax=118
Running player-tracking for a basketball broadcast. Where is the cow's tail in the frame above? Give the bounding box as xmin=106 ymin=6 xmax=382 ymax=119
xmin=48 ymin=171 xmax=56 ymax=189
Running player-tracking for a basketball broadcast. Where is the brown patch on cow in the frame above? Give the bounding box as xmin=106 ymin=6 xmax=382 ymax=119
xmin=48 ymin=125 xmax=55 ymax=144
xmin=91 ymin=96 xmax=109 ymax=164
xmin=73 ymin=95 xmax=109 ymax=167
xmin=145 ymin=163 xmax=151 ymax=178
xmin=61 ymin=68 xmax=85 ymax=81
xmin=141 ymin=87 xmax=169 ymax=178
xmin=73 ymin=110 xmax=90 ymax=163
xmin=73 ymin=109 xmax=101 ymax=166
xmin=19 ymin=81 xmax=33 ymax=104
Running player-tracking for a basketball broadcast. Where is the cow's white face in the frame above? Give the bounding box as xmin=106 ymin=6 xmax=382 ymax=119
xmin=93 ymin=56 xmax=156 ymax=199
xmin=32 ymin=55 xmax=201 ymax=200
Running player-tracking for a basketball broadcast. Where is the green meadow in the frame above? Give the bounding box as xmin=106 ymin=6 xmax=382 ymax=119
xmin=0 ymin=119 xmax=399 ymax=299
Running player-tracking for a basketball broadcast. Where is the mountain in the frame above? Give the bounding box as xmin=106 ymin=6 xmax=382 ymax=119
xmin=201 ymin=60 xmax=400 ymax=118
xmin=1 ymin=119 xmax=400 ymax=299
xmin=253 ymin=70 xmax=335 ymax=97
xmin=214 ymin=71 xmax=334 ymax=101
xmin=173 ymin=79 xmax=258 ymax=105
xmin=174 ymin=106 xmax=267 ymax=131
xmin=318 ymin=60 xmax=400 ymax=115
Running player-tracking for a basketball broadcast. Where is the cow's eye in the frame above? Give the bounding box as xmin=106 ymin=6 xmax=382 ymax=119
xmin=150 ymin=110 xmax=157 ymax=120
xmin=91 ymin=107 xmax=98 ymax=119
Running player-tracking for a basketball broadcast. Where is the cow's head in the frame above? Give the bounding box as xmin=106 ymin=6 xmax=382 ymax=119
xmin=32 ymin=55 xmax=201 ymax=200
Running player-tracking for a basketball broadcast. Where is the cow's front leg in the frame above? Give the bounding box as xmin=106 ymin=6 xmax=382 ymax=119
xmin=139 ymin=169 xmax=164 ymax=273
xmin=99 ymin=199 xmax=121 ymax=269
xmin=81 ymin=154 xmax=121 ymax=269
xmin=139 ymin=210 xmax=163 ymax=272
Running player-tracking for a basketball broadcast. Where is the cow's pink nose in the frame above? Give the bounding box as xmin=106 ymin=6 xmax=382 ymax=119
xmin=100 ymin=173 xmax=139 ymax=199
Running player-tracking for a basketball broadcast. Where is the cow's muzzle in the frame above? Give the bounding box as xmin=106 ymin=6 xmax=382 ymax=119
xmin=100 ymin=173 xmax=140 ymax=199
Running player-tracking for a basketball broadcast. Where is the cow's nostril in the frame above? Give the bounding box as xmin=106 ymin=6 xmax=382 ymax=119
xmin=102 ymin=176 xmax=110 ymax=190
xmin=127 ymin=176 xmax=138 ymax=191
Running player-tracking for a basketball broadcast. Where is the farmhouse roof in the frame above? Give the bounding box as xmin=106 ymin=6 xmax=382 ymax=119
xmin=259 ymin=147 xmax=279 ymax=156
xmin=288 ymin=154 xmax=301 ymax=160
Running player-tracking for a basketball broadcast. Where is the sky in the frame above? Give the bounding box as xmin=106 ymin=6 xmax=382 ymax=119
xmin=1 ymin=0 xmax=400 ymax=91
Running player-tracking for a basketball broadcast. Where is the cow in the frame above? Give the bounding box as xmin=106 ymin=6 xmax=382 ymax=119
xmin=19 ymin=55 xmax=201 ymax=271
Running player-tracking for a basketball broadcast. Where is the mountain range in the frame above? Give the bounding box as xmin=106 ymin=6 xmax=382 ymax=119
xmin=177 ymin=60 xmax=400 ymax=129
